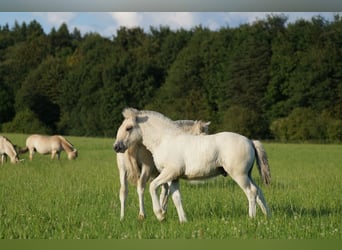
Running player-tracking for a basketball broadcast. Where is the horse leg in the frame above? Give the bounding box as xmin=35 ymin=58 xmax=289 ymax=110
xmin=117 ymin=157 xmax=128 ymax=221
xmin=230 ymin=173 xmax=258 ymax=218
xmin=29 ymin=148 xmax=34 ymax=160
xmin=250 ymin=179 xmax=271 ymax=216
xmin=149 ymin=169 xmax=178 ymax=221
xmin=159 ymin=183 xmax=170 ymax=215
xmin=137 ymin=164 xmax=150 ymax=220
xmin=51 ymin=150 xmax=56 ymax=160
xmin=169 ymin=180 xmax=187 ymax=223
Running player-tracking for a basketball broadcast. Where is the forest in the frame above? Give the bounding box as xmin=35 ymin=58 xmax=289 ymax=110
xmin=0 ymin=14 xmax=341 ymax=142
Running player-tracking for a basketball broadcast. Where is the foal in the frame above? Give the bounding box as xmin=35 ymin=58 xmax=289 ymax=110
xmin=116 ymin=119 xmax=210 ymax=220
xmin=114 ymin=108 xmax=271 ymax=222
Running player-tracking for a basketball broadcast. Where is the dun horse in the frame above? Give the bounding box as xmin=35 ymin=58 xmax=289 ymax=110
xmin=0 ymin=135 xmax=19 ymax=164
xmin=20 ymin=135 xmax=78 ymax=160
xmin=114 ymin=108 xmax=271 ymax=222
xmin=116 ymin=119 xmax=210 ymax=221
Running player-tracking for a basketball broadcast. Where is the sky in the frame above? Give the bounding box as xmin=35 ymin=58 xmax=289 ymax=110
xmin=0 ymin=12 xmax=340 ymax=38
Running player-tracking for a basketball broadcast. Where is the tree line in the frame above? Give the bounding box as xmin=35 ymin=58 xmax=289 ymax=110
xmin=0 ymin=14 xmax=341 ymax=142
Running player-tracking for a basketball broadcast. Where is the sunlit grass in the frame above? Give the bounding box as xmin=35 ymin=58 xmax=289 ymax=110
xmin=0 ymin=134 xmax=341 ymax=239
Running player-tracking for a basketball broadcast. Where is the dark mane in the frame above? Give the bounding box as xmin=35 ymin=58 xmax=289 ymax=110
xmin=1 ymin=135 xmax=15 ymax=145
xmin=136 ymin=109 xmax=185 ymax=134
xmin=174 ymin=120 xmax=196 ymax=127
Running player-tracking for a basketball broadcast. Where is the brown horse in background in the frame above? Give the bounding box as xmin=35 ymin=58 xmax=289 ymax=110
xmin=0 ymin=135 xmax=19 ymax=164
xmin=20 ymin=135 xmax=78 ymax=160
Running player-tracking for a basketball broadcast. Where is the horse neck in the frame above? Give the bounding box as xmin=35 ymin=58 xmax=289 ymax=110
xmin=2 ymin=140 xmax=17 ymax=159
xmin=59 ymin=136 xmax=74 ymax=152
xmin=138 ymin=114 xmax=182 ymax=153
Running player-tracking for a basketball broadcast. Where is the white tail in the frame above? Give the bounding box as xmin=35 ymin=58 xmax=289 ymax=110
xmin=252 ymin=140 xmax=271 ymax=185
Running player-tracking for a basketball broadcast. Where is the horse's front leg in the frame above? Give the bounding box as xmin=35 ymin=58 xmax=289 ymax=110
xmin=169 ymin=180 xmax=187 ymax=223
xmin=149 ymin=170 xmax=175 ymax=221
xmin=137 ymin=164 xmax=150 ymax=220
xmin=117 ymin=155 xmax=128 ymax=221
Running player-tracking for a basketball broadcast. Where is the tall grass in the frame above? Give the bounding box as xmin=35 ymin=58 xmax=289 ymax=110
xmin=0 ymin=134 xmax=340 ymax=239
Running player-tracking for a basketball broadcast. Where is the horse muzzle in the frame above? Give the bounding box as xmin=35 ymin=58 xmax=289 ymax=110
xmin=113 ymin=141 xmax=127 ymax=153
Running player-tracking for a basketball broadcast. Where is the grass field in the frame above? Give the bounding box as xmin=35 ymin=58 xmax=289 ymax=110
xmin=0 ymin=133 xmax=341 ymax=239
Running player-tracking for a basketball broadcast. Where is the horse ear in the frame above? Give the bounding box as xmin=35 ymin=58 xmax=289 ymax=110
xmin=122 ymin=108 xmax=139 ymax=119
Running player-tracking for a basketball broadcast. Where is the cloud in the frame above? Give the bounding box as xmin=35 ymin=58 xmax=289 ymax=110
xmin=152 ymin=12 xmax=195 ymax=30
xmin=46 ymin=12 xmax=76 ymax=26
xmin=108 ymin=12 xmax=196 ymax=31
xmin=110 ymin=12 xmax=142 ymax=28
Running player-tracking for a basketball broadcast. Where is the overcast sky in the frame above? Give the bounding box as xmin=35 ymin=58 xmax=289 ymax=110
xmin=0 ymin=12 xmax=340 ymax=38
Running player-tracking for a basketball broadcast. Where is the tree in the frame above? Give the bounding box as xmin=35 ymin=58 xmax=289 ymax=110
xmin=2 ymin=108 xmax=51 ymax=134
xmin=15 ymin=56 xmax=66 ymax=132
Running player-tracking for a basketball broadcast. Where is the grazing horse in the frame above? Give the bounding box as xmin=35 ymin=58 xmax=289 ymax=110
xmin=116 ymin=119 xmax=210 ymax=221
xmin=114 ymin=108 xmax=271 ymax=223
xmin=0 ymin=135 xmax=19 ymax=164
xmin=20 ymin=135 xmax=78 ymax=160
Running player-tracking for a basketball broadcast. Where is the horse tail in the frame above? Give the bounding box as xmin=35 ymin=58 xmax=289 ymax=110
xmin=251 ymin=140 xmax=271 ymax=185
xmin=19 ymin=147 xmax=29 ymax=154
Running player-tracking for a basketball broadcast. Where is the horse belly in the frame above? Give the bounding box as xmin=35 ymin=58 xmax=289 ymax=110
xmin=35 ymin=145 xmax=52 ymax=154
xmin=183 ymin=154 xmax=220 ymax=180
xmin=33 ymin=139 xmax=61 ymax=154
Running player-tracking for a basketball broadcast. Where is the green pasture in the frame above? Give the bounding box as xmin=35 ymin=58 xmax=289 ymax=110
xmin=0 ymin=134 xmax=341 ymax=239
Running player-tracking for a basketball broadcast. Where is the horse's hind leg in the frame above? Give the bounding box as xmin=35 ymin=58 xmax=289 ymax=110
xmin=159 ymin=183 xmax=170 ymax=214
xmin=231 ymin=174 xmax=258 ymax=217
xmin=29 ymin=149 xmax=34 ymax=160
xmin=251 ymin=179 xmax=270 ymax=216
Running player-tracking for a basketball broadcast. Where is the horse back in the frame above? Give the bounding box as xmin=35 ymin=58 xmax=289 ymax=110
xmin=26 ymin=134 xmax=62 ymax=153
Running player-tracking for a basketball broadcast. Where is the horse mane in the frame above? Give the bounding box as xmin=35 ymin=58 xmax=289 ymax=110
xmin=58 ymin=136 xmax=75 ymax=152
xmin=1 ymin=135 xmax=14 ymax=145
xmin=174 ymin=120 xmax=196 ymax=127
xmin=0 ymin=135 xmax=18 ymax=157
xmin=123 ymin=108 xmax=186 ymax=134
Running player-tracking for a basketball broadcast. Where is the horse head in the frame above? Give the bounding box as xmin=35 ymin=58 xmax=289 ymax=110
xmin=68 ymin=149 xmax=78 ymax=160
xmin=11 ymin=154 xmax=20 ymax=164
xmin=114 ymin=108 xmax=143 ymax=153
xmin=195 ymin=120 xmax=211 ymax=135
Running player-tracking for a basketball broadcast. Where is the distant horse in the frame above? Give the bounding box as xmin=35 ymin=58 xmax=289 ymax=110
xmin=20 ymin=135 xmax=78 ymax=160
xmin=114 ymin=108 xmax=271 ymax=222
xmin=0 ymin=135 xmax=19 ymax=164
xmin=116 ymin=119 xmax=210 ymax=221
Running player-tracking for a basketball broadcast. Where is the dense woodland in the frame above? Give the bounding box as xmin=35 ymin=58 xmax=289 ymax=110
xmin=0 ymin=14 xmax=341 ymax=142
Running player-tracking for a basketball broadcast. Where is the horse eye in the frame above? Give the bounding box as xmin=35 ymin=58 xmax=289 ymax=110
xmin=126 ymin=126 xmax=133 ymax=132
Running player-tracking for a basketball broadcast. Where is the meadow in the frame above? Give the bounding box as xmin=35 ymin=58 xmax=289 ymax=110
xmin=0 ymin=133 xmax=340 ymax=239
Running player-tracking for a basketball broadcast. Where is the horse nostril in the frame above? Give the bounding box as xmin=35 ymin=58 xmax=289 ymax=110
xmin=114 ymin=143 xmax=122 ymax=153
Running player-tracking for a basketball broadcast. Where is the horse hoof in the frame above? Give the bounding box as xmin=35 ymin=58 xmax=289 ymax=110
xmin=156 ymin=213 xmax=166 ymax=222
xmin=138 ymin=214 xmax=145 ymax=221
